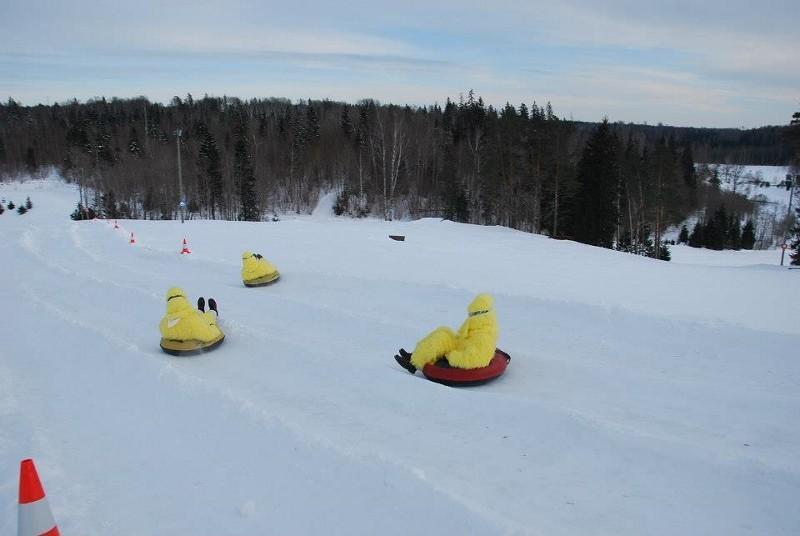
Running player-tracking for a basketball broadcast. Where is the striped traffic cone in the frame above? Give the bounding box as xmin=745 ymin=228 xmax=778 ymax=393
xmin=180 ymin=238 xmax=191 ymax=254
xmin=18 ymin=459 xmax=60 ymax=536
xmin=130 ymin=232 xmax=136 ymax=244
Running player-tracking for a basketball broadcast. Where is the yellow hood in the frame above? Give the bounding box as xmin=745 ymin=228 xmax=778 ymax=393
xmin=159 ymin=287 xmax=222 ymax=343
xmin=241 ymin=251 xmax=278 ymax=282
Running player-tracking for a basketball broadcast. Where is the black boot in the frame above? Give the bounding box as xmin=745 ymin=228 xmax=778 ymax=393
xmin=208 ymin=298 xmax=218 ymax=315
xmin=395 ymin=353 xmax=416 ymax=374
xmin=197 ymin=297 xmax=205 ymax=312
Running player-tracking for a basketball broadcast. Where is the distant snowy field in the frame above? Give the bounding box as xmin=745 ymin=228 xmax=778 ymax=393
xmin=1 ymin=177 xmax=798 ymax=535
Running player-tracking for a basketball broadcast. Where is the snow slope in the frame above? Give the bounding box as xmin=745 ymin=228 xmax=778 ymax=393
xmin=1 ymin=178 xmax=799 ymax=535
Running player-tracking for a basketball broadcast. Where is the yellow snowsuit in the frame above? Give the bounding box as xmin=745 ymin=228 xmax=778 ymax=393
xmin=241 ymin=251 xmax=279 ymax=285
xmin=411 ymin=293 xmax=499 ymax=370
xmin=159 ymin=287 xmax=222 ymax=343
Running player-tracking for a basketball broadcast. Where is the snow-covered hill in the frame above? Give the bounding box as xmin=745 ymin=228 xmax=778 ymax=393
xmin=1 ymin=178 xmax=798 ymax=535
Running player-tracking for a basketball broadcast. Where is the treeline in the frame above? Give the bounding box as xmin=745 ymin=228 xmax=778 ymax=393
xmin=607 ymin=122 xmax=793 ymax=165
xmin=0 ymin=93 xmax=790 ymax=258
xmin=677 ymin=205 xmax=757 ymax=250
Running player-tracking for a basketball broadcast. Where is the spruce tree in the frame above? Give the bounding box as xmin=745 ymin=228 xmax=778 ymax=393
xmin=306 ymin=102 xmax=320 ymax=143
xmin=571 ymin=119 xmax=620 ymax=248
xmin=128 ymin=127 xmax=143 ymax=158
xmin=0 ymin=203 xmax=4 ymax=215
xmin=688 ymin=221 xmax=704 ymax=248
xmin=0 ymin=136 xmax=6 ymax=163
xmin=25 ymin=147 xmax=37 ymax=173
xmin=102 ymin=190 xmax=118 ymax=219
xmin=7 ymin=201 xmax=15 ymax=210
xmin=681 ymin=143 xmax=696 ymax=188
xmin=704 ymin=205 xmax=728 ymax=250
xmin=198 ymin=124 xmax=223 ymax=218
xmin=658 ymin=242 xmax=671 ymax=261
xmin=17 ymin=205 xmax=27 ymax=215
xmin=678 ymin=224 xmax=689 ymax=244
xmin=728 ymin=217 xmax=742 ymax=250
xmin=340 ymin=105 xmax=353 ymax=139
xmin=790 ymin=223 xmax=800 ymax=266
xmin=25 ymin=196 xmax=32 ymax=210
xmin=741 ymin=220 xmax=756 ymax=249
xmin=234 ymin=112 xmax=258 ymax=221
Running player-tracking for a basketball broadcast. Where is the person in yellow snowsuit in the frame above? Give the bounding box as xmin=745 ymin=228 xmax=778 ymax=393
xmin=159 ymin=287 xmax=224 ymax=355
xmin=395 ymin=293 xmax=498 ymax=373
xmin=241 ymin=251 xmax=280 ymax=286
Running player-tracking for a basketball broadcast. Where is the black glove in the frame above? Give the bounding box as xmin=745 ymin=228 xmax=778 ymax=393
xmin=394 ymin=354 xmax=417 ymax=374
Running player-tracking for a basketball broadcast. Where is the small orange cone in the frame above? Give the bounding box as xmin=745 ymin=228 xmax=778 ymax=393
xmin=113 ymin=220 xmax=119 ymax=229
xmin=18 ymin=459 xmax=60 ymax=536
xmin=180 ymin=238 xmax=191 ymax=254
xmin=130 ymin=232 xmax=136 ymax=244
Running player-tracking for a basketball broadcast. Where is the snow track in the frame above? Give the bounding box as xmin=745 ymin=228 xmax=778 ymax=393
xmin=1 ymin=179 xmax=799 ymax=535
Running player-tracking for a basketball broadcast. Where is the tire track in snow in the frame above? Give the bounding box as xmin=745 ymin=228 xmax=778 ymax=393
xmin=12 ymin=222 xmax=552 ymax=532
xmin=16 ymin=280 xmax=511 ymax=533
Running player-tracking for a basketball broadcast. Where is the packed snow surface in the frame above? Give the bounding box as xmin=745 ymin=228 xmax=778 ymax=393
xmin=1 ymin=178 xmax=798 ymax=535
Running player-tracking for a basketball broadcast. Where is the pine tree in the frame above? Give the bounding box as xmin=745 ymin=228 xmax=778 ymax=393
xmin=17 ymin=205 xmax=27 ymax=215
xmin=340 ymin=105 xmax=354 ymax=139
xmin=678 ymin=224 xmax=689 ymax=244
xmin=7 ymin=201 xmax=15 ymax=210
xmin=128 ymin=127 xmax=143 ymax=158
xmin=681 ymin=143 xmax=696 ymax=188
xmin=789 ymin=199 xmax=800 ymax=265
xmin=728 ymin=216 xmax=742 ymax=250
xmin=0 ymin=203 xmax=4 ymax=215
xmin=306 ymin=102 xmax=320 ymax=143
xmin=25 ymin=196 xmax=32 ymax=210
xmin=704 ymin=205 xmax=729 ymax=250
xmin=790 ymin=220 xmax=800 ymax=266
xmin=688 ymin=221 xmax=704 ymax=248
xmin=741 ymin=220 xmax=756 ymax=249
xmin=198 ymin=124 xmax=223 ymax=218
xmin=234 ymin=112 xmax=258 ymax=221
xmin=0 ymin=136 xmax=6 ymax=163
xmin=709 ymin=167 xmax=721 ymax=188
xmin=102 ymin=190 xmax=119 ymax=219
xmin=25 ymin=147 xmax=37 ymax=173
xmin=571 ymin=120 xmax=620 ymax=248
xmin=658 ymin=242 xmax=671 ymax=261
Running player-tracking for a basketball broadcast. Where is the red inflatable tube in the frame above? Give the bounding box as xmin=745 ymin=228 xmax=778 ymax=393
xmin=422 ymin=349 xmax=511 ymax=386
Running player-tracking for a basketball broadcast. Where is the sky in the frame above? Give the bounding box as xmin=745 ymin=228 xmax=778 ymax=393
xmin=1 ymin=0 xmax=798 ymax=128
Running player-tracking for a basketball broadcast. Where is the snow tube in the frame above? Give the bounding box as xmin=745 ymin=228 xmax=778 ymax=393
xmin=160 ymin=333 xmax=225 ymax=356
xmin=243 ymin=272 xmax=280 ymax=287
xmin=422 ymin=348 xmax=510 ymax=386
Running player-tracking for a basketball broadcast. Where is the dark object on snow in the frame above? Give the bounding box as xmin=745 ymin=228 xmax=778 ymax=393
xmin=160 ymin=334 xmax=225 ymax=356
xmin=243 ymin=273 xmax=280 ymax=287
xmin=198 ymin=297 xmax=205 ymax=312
xmin=389 ymin=235 xmax=405 ymax=241
xmin=209 ymin=298 xmax=218 ymax=315
xmin=422 ymin=349 xmax=511 ymax=387
xmin=394 ymin=349 xmax=417 ymax=374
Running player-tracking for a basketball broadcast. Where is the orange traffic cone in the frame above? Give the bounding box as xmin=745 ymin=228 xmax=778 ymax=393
xmin=18 ymin=459 xmax=60 ymax=536
xmin=180 ymin=238 xmax=191 ymax=254
xmin=130 ymin=232 xmax=136 ymax=244
xmin=113 ymin=220 xmax=119 ymax=229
